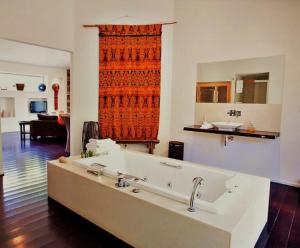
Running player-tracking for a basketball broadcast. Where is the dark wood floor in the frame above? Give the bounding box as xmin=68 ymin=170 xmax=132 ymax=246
xmin=0 ymin=132 xmax=131 ymax=248
xmin=255 ymin=183 xmax=300 ymax=248
xmin=0 ymin=132 xmax=299 ymax=248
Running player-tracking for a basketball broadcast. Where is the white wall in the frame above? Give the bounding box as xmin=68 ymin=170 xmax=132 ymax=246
xmin=195 ymin=103 xmax=282 ymax=132
xmin=171 ymin=0 xmax=300 ymax=186
xmin=71 ymin=0 xmax=174 ymax=155
xmin=0 ymin=60 xmax=68 ymax=132
xmin=0 ymin=0 xmax=74 ymax=52
xmin=192 ymin=103 xmax=282 ymax=180
xmin=0 ymin=0 xmax=299 ymax=187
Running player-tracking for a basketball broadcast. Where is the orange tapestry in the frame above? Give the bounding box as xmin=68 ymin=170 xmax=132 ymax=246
xmin=98 ymin=24 xmax=161 ymax=140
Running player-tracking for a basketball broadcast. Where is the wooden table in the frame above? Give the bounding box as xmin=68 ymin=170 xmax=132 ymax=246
xmin=19 ymin=121 xmax=31 ymax=141
xmin=116 ymin=140 xmax=160 ymax=154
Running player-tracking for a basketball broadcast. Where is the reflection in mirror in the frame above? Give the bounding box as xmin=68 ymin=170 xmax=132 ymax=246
xmin=235 ymin=72 xmax=269 ymax=104
xmin=196 ymin=55 xmax=285 ymax=104
xmin=196 ymin=81 xmax=231 ymax=103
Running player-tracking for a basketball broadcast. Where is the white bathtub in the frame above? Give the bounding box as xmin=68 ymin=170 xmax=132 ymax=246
xmin=73 ymin=150 xmax=236 ymax=214
xmin=48 ymin=150 xmax=270 ymax=248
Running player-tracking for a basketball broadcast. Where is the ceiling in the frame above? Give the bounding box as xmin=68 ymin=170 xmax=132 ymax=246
xmin=0 ymin=39 xmax=71 ymax=68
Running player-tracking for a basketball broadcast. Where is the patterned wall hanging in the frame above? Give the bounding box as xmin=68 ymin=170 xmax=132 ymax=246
xmin=98 ymin=24 xmax=162 ymax=140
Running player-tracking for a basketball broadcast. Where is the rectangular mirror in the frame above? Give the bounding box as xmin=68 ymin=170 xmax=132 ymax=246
xmin=196 ymin=55 xmax=285 ymax=104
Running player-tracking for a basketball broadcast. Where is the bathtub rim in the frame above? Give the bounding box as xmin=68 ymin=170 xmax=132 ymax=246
xmin=73 ymin=157 xmax=235 ymax=215
xmin=47 ymin=161 xmax=233 ymax=248
xmin=49 ymin=154 xmax=270 ymax=234
xmin=48 ymin=158 xmax=233 ymax=233
xmin=73 ymin=150 xmax=269 ymax=215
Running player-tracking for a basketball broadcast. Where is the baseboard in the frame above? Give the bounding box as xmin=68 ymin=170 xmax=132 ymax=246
xmin=271 ymin=179 xmax=300 ymax=188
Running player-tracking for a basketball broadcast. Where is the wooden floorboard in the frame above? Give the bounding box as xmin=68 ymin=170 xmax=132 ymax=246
xmin=1 ymin=132 xmax=300 ymax=248
xmin=265 ymin=186 xmax=299 ymax=248
xmin=287 ymin=194 xmax=300 ymax=248
xmin=0 ymin=132 xmax=131 ymax=248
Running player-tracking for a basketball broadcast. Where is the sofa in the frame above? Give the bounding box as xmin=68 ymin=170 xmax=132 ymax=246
xmin=30 ymin=114 xmax=67 ymax=140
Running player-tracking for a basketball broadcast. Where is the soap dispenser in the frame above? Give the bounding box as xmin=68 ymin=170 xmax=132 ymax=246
xmin=247 ymin=120 xmax=256 ymax=133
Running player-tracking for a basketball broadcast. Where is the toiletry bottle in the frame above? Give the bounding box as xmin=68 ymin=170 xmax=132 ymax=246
xmin=247 ymin=120 xmax=256 ymax=133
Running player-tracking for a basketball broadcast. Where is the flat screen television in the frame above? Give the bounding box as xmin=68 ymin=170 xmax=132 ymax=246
xmin=29 ymin=100 xmax=47 ymax=113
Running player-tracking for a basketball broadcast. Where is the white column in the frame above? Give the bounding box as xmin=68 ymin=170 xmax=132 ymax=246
xmin=0 ymin=121 xmax=3 ymax=175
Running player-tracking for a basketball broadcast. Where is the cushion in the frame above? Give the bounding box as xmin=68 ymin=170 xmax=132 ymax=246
xmin=57 ymin=115 xmax=65 ymax=125
xmin=37 ymin=114 xmax=58 ymax=121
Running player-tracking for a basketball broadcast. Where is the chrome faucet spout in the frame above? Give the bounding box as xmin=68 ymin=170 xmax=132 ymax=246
xmin=188 ymin=177 xmax=204 ymax=212
xmin=116 ymin=172 xmax=145 ymax=187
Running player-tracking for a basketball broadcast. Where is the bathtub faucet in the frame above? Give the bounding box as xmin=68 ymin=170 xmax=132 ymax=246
xmin=188 ymin=177 xmax=204 ymax=212
xmin=116 ymin=172 xmax=145 ymax=188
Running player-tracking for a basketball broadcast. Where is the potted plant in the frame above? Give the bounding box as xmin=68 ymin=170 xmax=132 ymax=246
xmin=16 ymin=83 xmax=25 ymax=91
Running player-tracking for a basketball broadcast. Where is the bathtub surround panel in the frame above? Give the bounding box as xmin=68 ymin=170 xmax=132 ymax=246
xmin=48 ymin=151 xmax=270 ymax=248
xmin=232 ymin=181 xmax=269 ymax=248
xmin=48 ymin=164 xmax=230 ymax=247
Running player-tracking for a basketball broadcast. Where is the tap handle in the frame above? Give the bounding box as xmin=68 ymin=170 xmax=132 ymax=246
xmin=227 ymin=110 xmax=234 ymax=116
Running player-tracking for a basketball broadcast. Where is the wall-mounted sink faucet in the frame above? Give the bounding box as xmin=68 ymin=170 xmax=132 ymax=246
xmin=188 ymin=177 xmax=204 ymax=212
xmin=227 ymin=109 xmax=241 ymax=117
xmin=224 ymin=135 xmax=234 ymax=146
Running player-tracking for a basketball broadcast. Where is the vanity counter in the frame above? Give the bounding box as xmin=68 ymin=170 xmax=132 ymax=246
xmin=184 ymin=125 xmax=280 ymax=139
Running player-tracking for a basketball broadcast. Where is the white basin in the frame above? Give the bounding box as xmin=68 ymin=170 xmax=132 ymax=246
xmin=212 ymin=122 xmax=243 ymax=131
